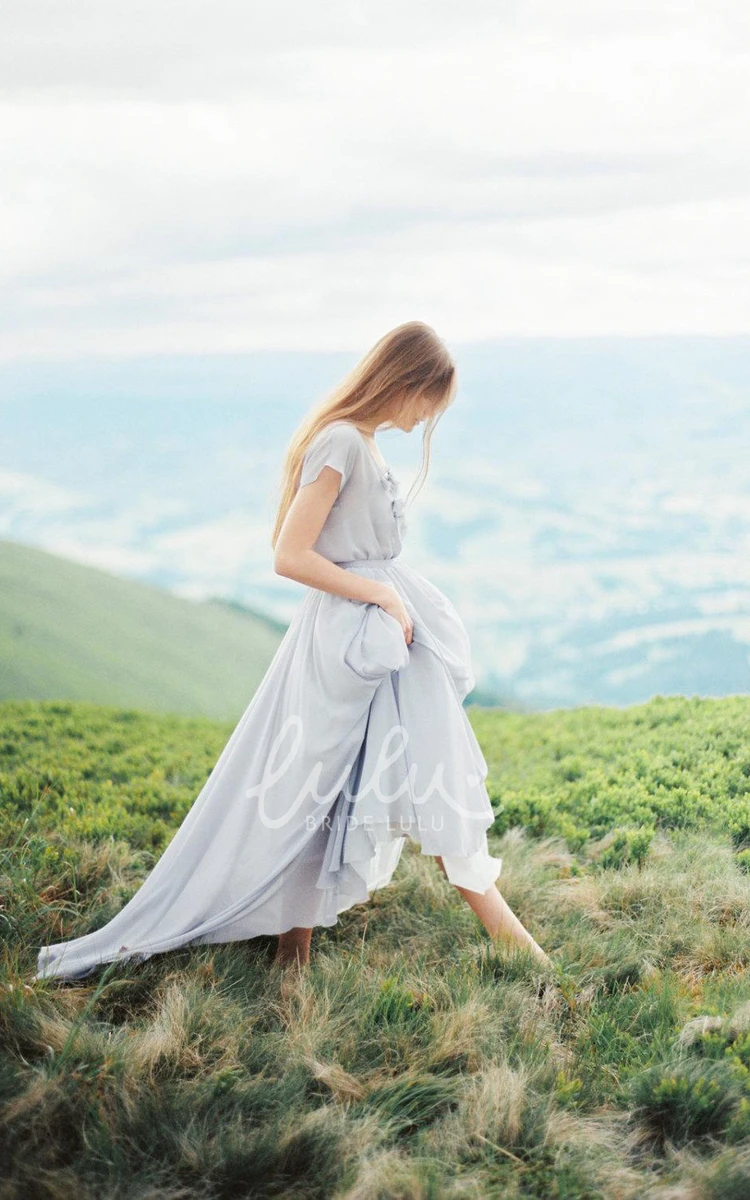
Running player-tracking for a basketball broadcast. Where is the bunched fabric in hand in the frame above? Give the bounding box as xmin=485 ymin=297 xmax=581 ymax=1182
xmin=35 ymin=420 xmax=502 ymax=981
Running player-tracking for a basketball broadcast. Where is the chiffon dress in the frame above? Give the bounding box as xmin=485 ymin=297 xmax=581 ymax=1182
xmin=35 ymin=420 xmax=502 ymax=980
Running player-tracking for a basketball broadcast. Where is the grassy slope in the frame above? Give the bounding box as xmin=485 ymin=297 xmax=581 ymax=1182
xmin=0 ymin=538 xmax=285 ymax=721
xmin=3 ymin=695 xmax=750 ymax=1197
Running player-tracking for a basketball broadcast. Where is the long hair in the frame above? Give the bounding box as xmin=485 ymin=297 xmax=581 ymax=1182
xmin=271 ymin=321 xmax=458 ymax=549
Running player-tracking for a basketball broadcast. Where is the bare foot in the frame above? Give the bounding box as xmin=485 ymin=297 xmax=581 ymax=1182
xmin=435 ymin=856 xmax=552 ymax=965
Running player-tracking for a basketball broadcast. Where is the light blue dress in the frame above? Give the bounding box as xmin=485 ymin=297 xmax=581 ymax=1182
xmin=35 ymin=420 xmax=502 ymax=980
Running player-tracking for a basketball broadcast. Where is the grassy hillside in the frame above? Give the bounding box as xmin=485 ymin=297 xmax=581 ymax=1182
xmin=4 ymin=695 xmax=750 ymax=1196
xmin=0 ymin=538 xmax=285 ymax=721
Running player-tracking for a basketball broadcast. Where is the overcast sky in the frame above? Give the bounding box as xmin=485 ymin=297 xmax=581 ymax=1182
xmin=2 ymin=1 xmax=749 ymax=361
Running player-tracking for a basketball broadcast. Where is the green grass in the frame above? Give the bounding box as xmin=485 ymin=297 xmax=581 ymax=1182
xmin=4 ymin=695 xmax=750 ymax=1197
xmin=0 ymin=538 xmax=285 ymax=721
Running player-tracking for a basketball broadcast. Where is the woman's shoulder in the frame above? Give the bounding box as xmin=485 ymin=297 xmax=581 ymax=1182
xmin=306 ymin=420 xmax=361 ymax=448
xmin=299 ymin=420 xmax=364 ymax=492
xmin=322 ymin=419 xmax=363 ymax=443
xmin=310 ymin=420 xmax=367 ymax=462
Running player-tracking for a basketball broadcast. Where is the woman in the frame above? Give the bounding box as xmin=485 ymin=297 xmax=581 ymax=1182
xmin=34 ymin=321 xmax=550 ymax=982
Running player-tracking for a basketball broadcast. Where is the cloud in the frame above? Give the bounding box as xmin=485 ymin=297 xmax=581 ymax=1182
xmin=1 ymin=1 xmax=749 ymax=358
xmin=0 ymin=469 xmax=90 ymax=526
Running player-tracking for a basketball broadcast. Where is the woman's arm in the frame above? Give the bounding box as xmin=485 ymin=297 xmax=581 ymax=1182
xmin=273 ymin=465 xmax=390 ymax=605
xmin=275 ymin=458 xmax=414 ymax=641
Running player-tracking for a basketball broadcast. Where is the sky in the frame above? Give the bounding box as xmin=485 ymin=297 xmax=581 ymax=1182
xmin=2 ymin=0 xmax=750 ymax=362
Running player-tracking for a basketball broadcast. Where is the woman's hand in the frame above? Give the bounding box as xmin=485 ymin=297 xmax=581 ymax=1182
xmin=375 ymin=584 xmax=414 ymax=645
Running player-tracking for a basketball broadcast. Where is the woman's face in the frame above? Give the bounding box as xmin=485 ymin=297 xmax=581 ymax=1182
xmin=391 ymin=391 xmax=434 ymax=432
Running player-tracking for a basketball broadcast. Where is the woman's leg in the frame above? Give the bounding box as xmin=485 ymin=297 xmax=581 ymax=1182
xmin=274 ymin=926 xmax=313 ymax=967
xmin=271 ymin=864 xmax=554 ymax=970
xmin=435 ymin=856 xmax=552 ymax=967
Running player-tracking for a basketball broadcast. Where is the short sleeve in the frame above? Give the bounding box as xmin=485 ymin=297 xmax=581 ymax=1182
xmin=299 ymin=424 xmax=357 ymax=496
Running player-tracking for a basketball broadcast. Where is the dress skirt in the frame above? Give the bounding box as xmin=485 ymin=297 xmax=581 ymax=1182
xmin=34 ymin=555 xmax=502 ymax=981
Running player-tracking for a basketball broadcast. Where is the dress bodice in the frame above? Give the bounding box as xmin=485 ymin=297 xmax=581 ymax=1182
xmin=298 ymin=420 xmax=407 ymax=564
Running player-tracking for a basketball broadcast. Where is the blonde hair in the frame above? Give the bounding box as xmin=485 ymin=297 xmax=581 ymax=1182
xmin=271 ymin=321 xmax=458 ymax=549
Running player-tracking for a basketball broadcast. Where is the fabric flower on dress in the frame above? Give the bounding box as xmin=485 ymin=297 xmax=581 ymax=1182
xmin=381 ymin=470 xmax=407 ymax=529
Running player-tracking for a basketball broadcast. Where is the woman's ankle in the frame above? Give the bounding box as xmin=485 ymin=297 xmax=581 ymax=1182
xmin=274 ymin=926 xmax=312 ymax=966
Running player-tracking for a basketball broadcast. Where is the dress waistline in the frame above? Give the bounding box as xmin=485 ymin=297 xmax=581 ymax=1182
xmin=335 ymin=556 xmax=401 ymax=568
